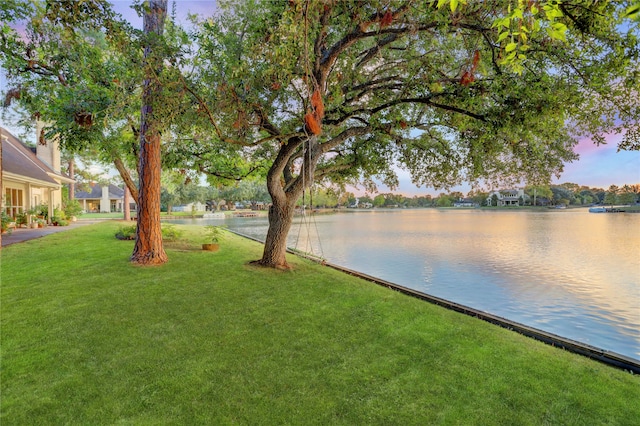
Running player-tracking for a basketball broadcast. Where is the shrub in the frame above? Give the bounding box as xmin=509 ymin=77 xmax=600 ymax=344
xmin=161 ymin=224 xmax=183 ymax=241
xmin=1 ymin=211 xmax=12 ymax=233
xmin=115 ymin=224 xmax=184 ymax=242
xmin=63 ymin=199 xmax=83 ymax=218
xmin=115 ymin=225 xmax=137 ymax=240
xmin=29 ymin=203 xmax=48 ymax=219
xmin=16 ymin=212 xmax=28 ymax=226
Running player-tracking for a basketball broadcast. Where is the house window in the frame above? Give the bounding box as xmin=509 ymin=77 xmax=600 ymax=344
xmin=87 ymin=201 xmax=100 ymax=212
xmin=4 ymin=188 xmax=24 ymax=218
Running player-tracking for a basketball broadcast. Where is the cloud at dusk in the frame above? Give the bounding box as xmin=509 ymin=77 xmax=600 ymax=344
xmin=361 ymin=133 xmax=639 ymax=197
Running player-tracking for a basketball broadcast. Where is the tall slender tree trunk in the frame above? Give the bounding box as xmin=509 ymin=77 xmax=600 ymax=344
xmin=130 ymin=0 xmax=168 ymax=265
xmin=68 ymin=158 xmax=75 ymax=200
xmin=123 ymin=185 xmax=131 ymax=221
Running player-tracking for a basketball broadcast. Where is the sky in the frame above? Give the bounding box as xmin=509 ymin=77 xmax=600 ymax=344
xmin=1 ymin=0 xmax=638 ymax=196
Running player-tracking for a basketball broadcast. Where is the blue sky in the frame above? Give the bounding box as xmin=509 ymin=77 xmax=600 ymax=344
xmin=2 ymin=1 xmax=638 ymax=195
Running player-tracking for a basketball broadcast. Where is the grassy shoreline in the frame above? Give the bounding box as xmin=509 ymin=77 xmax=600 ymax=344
xmin=2 ymin=222 xmax=638 ymax=424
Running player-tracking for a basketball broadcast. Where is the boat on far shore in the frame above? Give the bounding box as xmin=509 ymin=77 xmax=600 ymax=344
xmin=589 ymin=206 xmax=624 ymax=213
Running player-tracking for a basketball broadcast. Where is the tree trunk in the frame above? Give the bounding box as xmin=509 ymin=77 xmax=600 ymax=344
xmin=255 ymin=137 xmax=319 ymax=269
xmin=130 ymin=0 xmax=168 ymax=266
xmin=68 ymin=158 xmax=75 ymax=200
xmin=257 ymin=196 xmax=297 ymax=269
xmin=123 ymin=185 xmax=131 ymax=221
xmin=113 ymin=155 xmax=139 ymax=203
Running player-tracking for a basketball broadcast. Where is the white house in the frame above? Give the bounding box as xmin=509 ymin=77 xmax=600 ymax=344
xmin=1 ymin=125 xmax=74 ymax=223
xmin=453 ymin=199 xmax=478 ymax=208
xmin=75 ymin=183 xmax=135 ymax=213
xmin=486 ymin=189 xmax=527 ymax=207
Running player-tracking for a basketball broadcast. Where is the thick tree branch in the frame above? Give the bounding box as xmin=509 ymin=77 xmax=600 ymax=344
xmin=314 ymin=163 xmax=354 ymax=180
xmin=112 ymin=154 xmax=139 ymax=203
xmin=197 ymin=164 xmax=262 ymax=182
xmin=267 ymin=136 xmax=304 ymax=201
xmin=357 ymin=34 xmax=399 ymax=68
xmin=318 ymin=3 xmax=418 ymax=88
xmin=321 ymin=126 xmax=372 ymax=152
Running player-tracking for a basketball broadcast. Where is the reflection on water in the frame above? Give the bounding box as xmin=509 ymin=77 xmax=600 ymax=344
xmin=173 ymin=209 xmax=640 ymax=361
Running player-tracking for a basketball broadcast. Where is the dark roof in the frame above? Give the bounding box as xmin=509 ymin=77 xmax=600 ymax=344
xmin=75 ymin=184 xmax=125 ymax=200
xmin=1 ymin=127 xmax=60 ymax=186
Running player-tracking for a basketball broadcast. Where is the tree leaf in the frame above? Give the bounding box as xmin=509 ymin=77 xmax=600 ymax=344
xmin=505 ymin=42 xmax=517 ymax=52
xmin=625 ymin=4 xmax=640 ymax=20
xmin=497 ymin=31 xmax=509 ymax=42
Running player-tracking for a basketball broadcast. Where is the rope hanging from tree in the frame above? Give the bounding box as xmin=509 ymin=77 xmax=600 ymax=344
xmin=293 ymin=0 xmax=324 ymax=260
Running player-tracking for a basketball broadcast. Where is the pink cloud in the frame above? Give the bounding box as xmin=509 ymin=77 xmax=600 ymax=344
xmin=573 ymin=133 xmax=624 ymax=155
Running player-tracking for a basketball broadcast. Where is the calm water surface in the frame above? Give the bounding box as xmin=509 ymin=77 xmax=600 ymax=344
xmin=179 ymin=209 xmax=640 ymax=361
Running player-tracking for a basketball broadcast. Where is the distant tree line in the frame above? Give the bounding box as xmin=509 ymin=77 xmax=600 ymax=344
xmin=170 ymin=181 xmax=639 ymax=210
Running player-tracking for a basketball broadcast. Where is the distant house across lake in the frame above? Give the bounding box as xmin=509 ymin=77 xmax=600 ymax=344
xmin=453 ymin=199 xmax=478 ymax=208
xmin=487 ymin=189 xmax=528 ymax=207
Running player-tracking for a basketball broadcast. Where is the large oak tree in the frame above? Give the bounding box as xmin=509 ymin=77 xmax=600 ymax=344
xmin=186 ymin=0 xmax=638 ymax=269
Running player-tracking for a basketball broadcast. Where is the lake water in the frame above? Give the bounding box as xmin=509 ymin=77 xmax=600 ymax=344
xmin=173 ymin=209 xmax=640 ymax=361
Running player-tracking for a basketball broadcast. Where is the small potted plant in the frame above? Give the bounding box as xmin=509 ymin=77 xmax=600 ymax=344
xmin=16 ymin=212 xmax=28 ymax=228
xmin=1 ymin=211 xmax=12 ymax=234
xmin=202 ymin=225 xmax=224 ymax=251
xmin=51 ymin=208 xmax=69 ymax=226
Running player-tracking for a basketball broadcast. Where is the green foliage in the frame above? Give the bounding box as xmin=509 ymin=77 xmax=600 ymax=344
xmin=618 ymin=184 xmax=639 ymax=205
xmin=161 ymin=224 xmax=183 ymax=242
xmin=63 ymin=199 xmax=83 ymax=218
xmin=115 ymin=224 xmax=136 ymax=240
xmin=0 ymin=210 xmax=12 ymax=232
xmin=1 ymin=0 xmax=151 ymax=191
xmin=191 ymin=0 xmax=638 ymax=217
xmin=28 ymin=203 xmax=48 ymax=218
xmin=604 ymin=185 xmax=620 ymax=206
xmin=203 ymin=225 xmax=225 ymax=243
xmin=626 ymin=2 xmax=640 ymax=20
xmin=436 ymin=195 xmax=453 ymax=208
xmin=15 ymin=211 xmax=28 ymax=226
xmin=51 ymin=207 xmax=69 ymax=226
xmin=115 ymin=223 xmax=184 ymax=241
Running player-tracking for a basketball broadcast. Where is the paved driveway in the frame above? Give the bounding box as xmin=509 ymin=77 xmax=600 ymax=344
xmin=1 ymin=220 xmax=104 ymax=247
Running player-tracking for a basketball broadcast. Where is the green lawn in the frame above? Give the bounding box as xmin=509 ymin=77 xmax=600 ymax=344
xmin=79 ymin=211 xmax=210 ymax=220
xmin=1 ymin=222 xmax=638 ymax=424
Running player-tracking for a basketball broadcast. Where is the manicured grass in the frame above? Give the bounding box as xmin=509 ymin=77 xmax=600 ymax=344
xmin=79 ymin=211 xmax=206 ymax=220
xmin=1 ymin=222 xmax=638 ymax=424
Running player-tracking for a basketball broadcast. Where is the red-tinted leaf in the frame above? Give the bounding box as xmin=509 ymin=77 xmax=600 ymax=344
xmin=381 ymin=11 xmax=393 ymax=28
